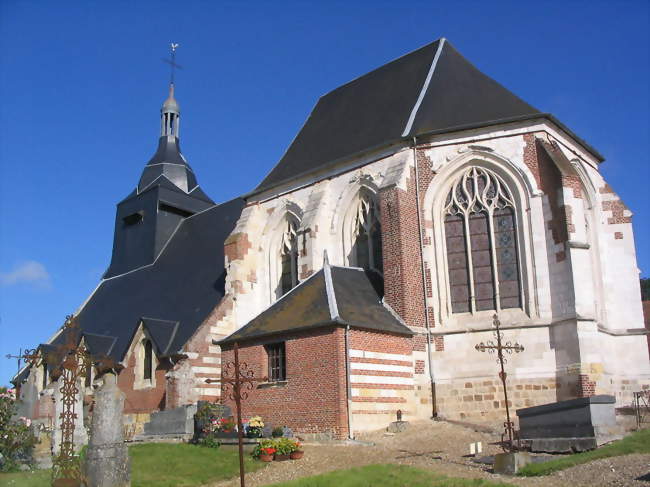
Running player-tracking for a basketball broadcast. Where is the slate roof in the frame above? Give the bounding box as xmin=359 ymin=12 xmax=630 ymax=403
xmin=254 ymin=38 xmax=602 ymax=194
xmin=220 ymin=262 xmax=413 ymax=345
xmin=137 ymin=136 xmax=214 ymax=202
xmin=53 ymin=197 xmax=244 ymax=364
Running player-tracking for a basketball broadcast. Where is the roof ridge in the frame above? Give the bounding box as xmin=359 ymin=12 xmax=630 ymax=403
xmin=402 ymin=38 xmax=446 ymax=137
xmin=322 ymin=251 xmax=340 ymax=321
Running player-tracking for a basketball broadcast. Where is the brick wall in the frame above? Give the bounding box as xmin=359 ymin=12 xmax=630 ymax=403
xmin=220 ymin=327 xmax=349 ymax=439
xmin=117 ymin=352 xmax=169 ymax=414
xmin=348 ymin=330 xmax=415 ymax=429
xmin=379 ymin=164 xmax=427 ymax=328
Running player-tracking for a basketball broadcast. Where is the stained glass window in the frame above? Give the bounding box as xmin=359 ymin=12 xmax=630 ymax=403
xmin=443 ymin=167 xmax=522 ymax=314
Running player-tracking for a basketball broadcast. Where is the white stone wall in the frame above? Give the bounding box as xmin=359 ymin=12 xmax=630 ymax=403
xmin=199 ymin=118 xmax=649 ymax=424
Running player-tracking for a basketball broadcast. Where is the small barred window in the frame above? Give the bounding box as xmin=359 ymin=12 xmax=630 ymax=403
xmin=266 ymin=342 xmax=286 ymax=382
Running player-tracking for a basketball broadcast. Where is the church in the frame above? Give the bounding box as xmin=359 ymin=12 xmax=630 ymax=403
xmin=13 ymin=38 xmax=649 ymax=440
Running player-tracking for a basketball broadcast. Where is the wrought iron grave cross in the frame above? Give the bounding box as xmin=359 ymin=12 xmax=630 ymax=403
xmin=11 ymin=315 xmax=117 ymax=486
xmin=475 ymin=314 xmax=524 ymax=451
xmin=205 ymin=342 xmax=267 ymax=487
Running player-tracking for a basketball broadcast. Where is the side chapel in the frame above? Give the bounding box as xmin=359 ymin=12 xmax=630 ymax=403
xmin=13 ymin=38 xmax=650 ymax=439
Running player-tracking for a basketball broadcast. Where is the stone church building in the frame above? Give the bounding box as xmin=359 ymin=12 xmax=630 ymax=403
xmin=14 ymin=38 xmax=649 ymax=439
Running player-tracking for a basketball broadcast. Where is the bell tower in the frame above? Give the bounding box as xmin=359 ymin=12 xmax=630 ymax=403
xmin=105 ymin=44 xmax=214 ymax=278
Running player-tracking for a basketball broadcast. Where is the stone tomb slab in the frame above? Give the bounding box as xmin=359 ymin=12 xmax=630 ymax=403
xmin=142 ymin=404 xmax=197 ymax=438
xmin=516 ymin=395 xmax=623 ymax=453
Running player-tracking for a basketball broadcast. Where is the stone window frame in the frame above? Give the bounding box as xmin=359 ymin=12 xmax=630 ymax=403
xmin=342 ymin=186 xmax=383 ymax=275
xmin=132 ymin=327 xmax=158 ymax=390
xmin=442 ymin=166 xmax=523 ymax=314
xmin=426 ymin=153 xmax=538 ymax=328
xmin=268 ymin=210 xmax=302 ymax=302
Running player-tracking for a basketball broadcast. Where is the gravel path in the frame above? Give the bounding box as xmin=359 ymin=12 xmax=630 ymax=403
xmin=210 ymin=420 xmax=647 ymax=487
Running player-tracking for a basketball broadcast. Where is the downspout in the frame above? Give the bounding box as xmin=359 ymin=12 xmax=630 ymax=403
xmin=412 ymin=136 xmax=438 ymax=418
xmin=344 ymin=324 xmax=354 ymax=439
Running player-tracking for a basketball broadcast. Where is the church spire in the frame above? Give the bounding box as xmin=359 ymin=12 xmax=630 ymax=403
xmin=161 ymin=43 xmax=181 ymax=138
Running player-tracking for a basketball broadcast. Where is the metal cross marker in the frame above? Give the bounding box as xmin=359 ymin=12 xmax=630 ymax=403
xmin=162 ymin=42 xmax=182 ymax=85
xmin=6 ymin=348 xmax=23 ymax=372
xmin=475 ymin=314 xmax=524 ymax=451
xmin=205 ymin=342 xmax=267 ymax=487
xmin=10 ymin=315 xmax=118 ymax=486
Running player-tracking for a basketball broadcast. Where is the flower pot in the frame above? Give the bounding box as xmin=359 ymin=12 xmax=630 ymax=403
xmin=259 ymin=453 xmax=273 ymax=462
xmin=290 ymin=450 xmax=304 ymax=460
xmin=274 ymin=453 xmax=290 ymax=461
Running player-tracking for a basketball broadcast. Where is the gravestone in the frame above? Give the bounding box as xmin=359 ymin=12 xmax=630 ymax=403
xmin=85 ymin=373 xmax=130 ymax=487
xmin=15 ymin=376 xmax=38 ymax=418
xmin=516 ymin=395 xmax=623 ymax=453
xmin=32 ymin=430 xmax=53 ymax=469
xmin=193 ymin=402 xmax=232 ymax=442
xmin=142 ymin=404 xmax=197 ymax=438
xmin=52 ymin=378 xmax=87 ymax=454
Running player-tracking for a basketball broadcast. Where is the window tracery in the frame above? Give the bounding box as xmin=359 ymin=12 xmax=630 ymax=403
xmin=443 ymin=167 xmax=521 ymax=314
xmin=278 ymin=218 xmax=299 ymax=298
xmin=351 ymin=193 xmax=383 ymax=275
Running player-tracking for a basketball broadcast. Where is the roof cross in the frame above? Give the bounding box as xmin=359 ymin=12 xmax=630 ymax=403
xmin=162 ymin=43 xmax=182 ymax=85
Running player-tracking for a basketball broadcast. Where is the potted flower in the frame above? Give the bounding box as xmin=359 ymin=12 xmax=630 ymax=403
xmin=273 ymin=437 xmax=294 ymax=461
xmin=289 ymin=439 xmax=304 ymax=460
xmin=252 ymin=439 xmax=276 ymax=462
xmin=246 ymin=416 xmax=264 ymax=438
xmin=217 ymin=417 xmax=237 ymax=437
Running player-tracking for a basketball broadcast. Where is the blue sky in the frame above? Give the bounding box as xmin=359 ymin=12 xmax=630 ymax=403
xmin=1 ymin=1 xmax=648 ymax=385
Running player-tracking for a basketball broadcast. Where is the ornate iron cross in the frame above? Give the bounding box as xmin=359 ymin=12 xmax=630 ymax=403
xmin=11 ymin=315 xmax=117 ymax=486
xmin=205 ymin=342 xmax=267 ymax=487
xmin=162 ymin=42 xmax=182 ymax=85
xmin=475 ymin=314 xmax=524 ymax=451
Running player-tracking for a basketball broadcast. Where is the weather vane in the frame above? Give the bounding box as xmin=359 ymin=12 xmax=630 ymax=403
xmin=163 ymin=42 xmax=182 ymax=85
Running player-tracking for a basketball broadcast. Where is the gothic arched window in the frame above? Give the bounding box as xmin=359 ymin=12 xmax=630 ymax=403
xmin=278 ymin=218 xmax=299 ymax=297
xmin=352 ymin=194 xmax=383 ymax=275
xmin=444 ymin=167 xmax=521 ymax=314
xmin=143 ymin=339 xmax=153 ymax=380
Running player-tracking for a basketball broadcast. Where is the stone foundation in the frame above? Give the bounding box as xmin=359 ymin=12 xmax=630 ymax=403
xmin=434 ymin=377 xmax=557 ymax=425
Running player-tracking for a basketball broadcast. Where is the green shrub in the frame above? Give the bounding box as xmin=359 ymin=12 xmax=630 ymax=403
xmin=198 ymin=433 xmax=221 ymax=449
xmin=0 ymin=387 xmax=37 ymax=472
xmin=271 ymin=426 xmax=284 ymax=438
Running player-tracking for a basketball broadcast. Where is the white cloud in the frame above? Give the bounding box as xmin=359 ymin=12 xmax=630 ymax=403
xmin=0 ymin=261 xmax=52 ymax=289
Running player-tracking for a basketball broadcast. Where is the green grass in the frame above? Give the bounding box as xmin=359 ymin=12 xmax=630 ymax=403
xmin=0 ymin=443 xmax=265 ymax=487
xmin=0 ymin=469 xmax=50 ymax=487
xmin=518 ymin=428 xmax=650 ymax=477
xmin=268 ymin=464 xmax=511 ymax=487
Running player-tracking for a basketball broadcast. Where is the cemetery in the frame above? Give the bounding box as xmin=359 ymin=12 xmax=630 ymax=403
xmin=2 ymin=4 xmax=649 ymax=486
xmin=1 ymin=371 xmax=649 ymax=486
